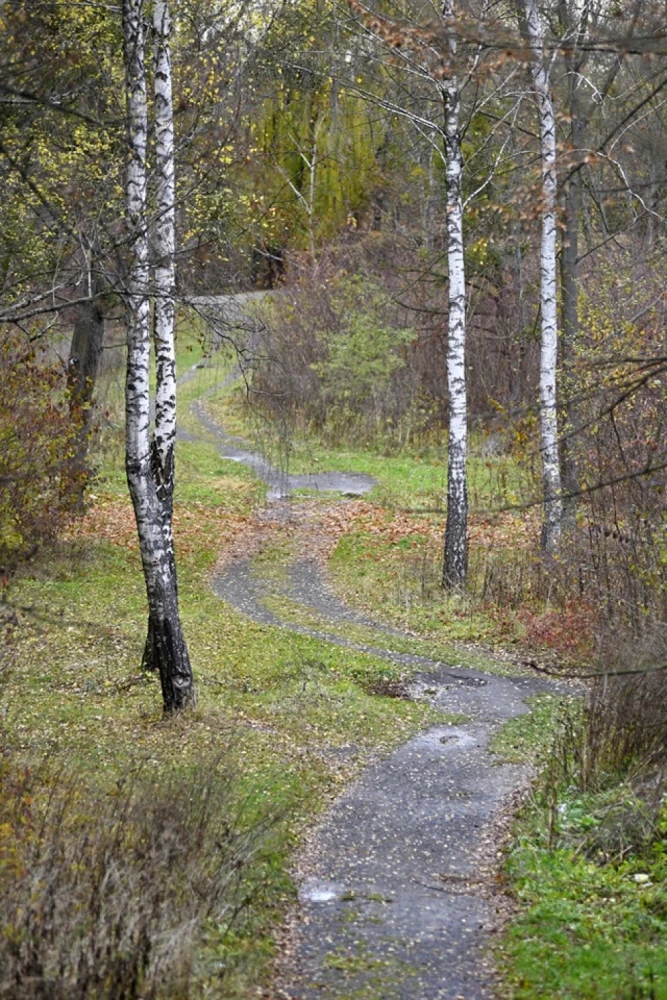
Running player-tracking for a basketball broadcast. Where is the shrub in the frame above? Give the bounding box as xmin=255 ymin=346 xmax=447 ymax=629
xmin=246 ymin=267 xmax=429 ymax=452
xmin=0 ymin=331 xmax=85 ymax=587
xmin=538 ymin=663 xmax=667 ymax=862
xmin=0 ymin=755 xmax=277 ymax=1000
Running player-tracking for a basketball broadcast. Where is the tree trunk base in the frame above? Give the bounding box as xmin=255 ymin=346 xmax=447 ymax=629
xmin=141 ymin=611 xmax=196 ymax=712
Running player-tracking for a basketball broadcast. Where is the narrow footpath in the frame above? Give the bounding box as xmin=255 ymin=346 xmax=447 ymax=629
xmin=182 ymin=316 xmax=559 ymax=1000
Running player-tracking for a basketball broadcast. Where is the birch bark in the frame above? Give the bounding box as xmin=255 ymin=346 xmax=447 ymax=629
xmin=153 ymin=0 xmax=177 ymax=481
xmin=522 ymin=0 xmax=563 ymax=551
xmin=344 ymin=0 xmax=469 ymax=586
xmin=560 ymin=81 xmax=582 ymax=519
xmin=441 ymin=0 xmax=468 ymax=589
xmin=123 ymin=0 xmax=195 ymax=712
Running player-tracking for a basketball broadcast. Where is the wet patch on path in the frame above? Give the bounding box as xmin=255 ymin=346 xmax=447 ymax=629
xmin=180 ymin=359 xmax=376 ymax=500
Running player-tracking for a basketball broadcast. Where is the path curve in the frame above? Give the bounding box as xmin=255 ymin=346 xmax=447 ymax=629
xmin=182 ymin=318 xmax=559 ymax=1000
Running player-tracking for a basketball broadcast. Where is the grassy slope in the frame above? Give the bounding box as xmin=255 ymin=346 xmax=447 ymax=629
xmin=6 ymin=329 xmax=665 ymax=998
xmin=500 ymin=839 xmax=667 ymax=999
xmin=205 ymin=380 xmax=542 ymax=654
xmin=205 ymin=378 xmax=527 ymax=510
xmin=492 ymin=698 xmax=667 ymax=1000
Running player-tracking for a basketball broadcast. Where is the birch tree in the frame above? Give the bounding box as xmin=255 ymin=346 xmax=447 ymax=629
xmin=347 ymin=0 xmax=470 ymax=588
xmin=440 ymin=0 xmax=468 ymax=589
xmin=123 ymin=0 xmax=195 ymax=712
xmin=520 ymin=0 xmax=563 ymax=551
xmin=557 ymin=0 xmax=588 ymax=514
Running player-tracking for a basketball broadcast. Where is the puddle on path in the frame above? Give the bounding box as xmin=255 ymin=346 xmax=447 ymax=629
xmin=299 ymin=880 xmax=346 ymax=904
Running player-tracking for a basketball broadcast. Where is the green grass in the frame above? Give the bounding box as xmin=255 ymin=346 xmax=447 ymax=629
xmin=490 ymin=695 xmax=575 ymax=765
xmin=490 ymin=694 xmax=667 ymax=1000
xmin=326 ymin=525 xmax=539 ymax=661
xmin=230 ymin=521 xmax=521 ymax=676
xmin=286 ymin=441 xmax=528 ymax=512
xmin=199 ymin=376 xmax=539 ymax=660
xmin=328 ymin=528 xmax=462 ymax=632
xmin=500 ymin=806 xmax=667 ymax=999
xmin=259 ymin=575 xmax=510 ymax=674
xmin=7 ymin=312 xmax=665 ymax=999
xmin=203 ymin=378 xmax=530 ymax=510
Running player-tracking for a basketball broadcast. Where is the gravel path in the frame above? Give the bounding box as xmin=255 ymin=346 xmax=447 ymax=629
xmin=183 ymin=327 xmax=557 ymax=1000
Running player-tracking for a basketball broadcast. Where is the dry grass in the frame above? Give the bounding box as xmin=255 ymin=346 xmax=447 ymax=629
xmin=539 ymin=658 xmax=667 ymax=863
xmin=0 ymin=750 xmax=278 ymax=1000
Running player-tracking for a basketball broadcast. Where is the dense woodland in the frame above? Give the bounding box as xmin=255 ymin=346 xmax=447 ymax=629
xmin=1 ymin=1 xmax=667 ymax=998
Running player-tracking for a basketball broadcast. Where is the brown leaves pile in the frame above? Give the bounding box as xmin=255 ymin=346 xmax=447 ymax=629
xmin=68 ymin=495 xmax=251 ymax=560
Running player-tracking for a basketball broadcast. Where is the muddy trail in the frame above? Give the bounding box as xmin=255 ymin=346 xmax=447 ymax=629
xmin=182 ymin=330 xmax=559 ymax=1000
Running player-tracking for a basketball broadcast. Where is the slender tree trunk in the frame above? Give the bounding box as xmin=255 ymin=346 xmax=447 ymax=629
xmin=123 ymin=0 xmax=195 ymax=712
xmin=560 ymin=82 xmax=583 ymax=517
xmin=425 ymin=143 xmax=440 ymax=249
xmin=68 ymin=287 xmax=105 ymax=418
xmin=67 ymin=269 xmax=105 ymax=495
xmin=441 ymin=1 xmax=468 ymax=590
xmin=143 ymin=0 xmax=180 ymax=670
xmin=558 ymin=0 xmax=588 ymax=519
xmin=153 ymin=0 xmax=178 ymax=485
xmin=523 ymin=0 xmax=562 ymax=551
xmin=344 ymin=0 xmax=468 ymax=585
xmin=372 ymin=128 xmax=391 ymax=232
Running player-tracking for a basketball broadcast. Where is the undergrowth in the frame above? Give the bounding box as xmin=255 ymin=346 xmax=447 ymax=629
xmin=499 ymin=672 xmax=667 ymax=1000
xmin=191 ymin=321 xmax=667 ymax=997
xmin=6 ymin=312 xmax=666 ymax=998
xmin=0 ymin=749 xmax=279 ymax=1000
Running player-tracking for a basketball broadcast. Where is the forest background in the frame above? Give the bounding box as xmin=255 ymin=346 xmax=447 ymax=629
xmin=1 ymin=0 xmax=667 ymax=997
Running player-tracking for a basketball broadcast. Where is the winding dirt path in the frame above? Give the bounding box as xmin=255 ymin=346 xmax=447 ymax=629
xmin=215 ymin=516 xmax=553 ymax=1000
xmin=182 ymin=327 xmax=558 ymax=1000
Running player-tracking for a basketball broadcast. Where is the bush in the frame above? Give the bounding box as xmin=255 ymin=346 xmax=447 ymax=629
xmin=247 ymin=267 xmax=430 ymax=452
xmin=500 ymin=673 xmax=667 ymax=999
xmin=0 ymin=331 xmax=85 ymax=586
xmin=0 ymin=755 xmax=277 ymax=1000
xmin=538 ymin=664 xmax=667 ymax=863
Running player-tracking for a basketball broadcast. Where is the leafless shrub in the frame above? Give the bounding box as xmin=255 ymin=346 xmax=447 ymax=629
xmin=584 ymin=663 xmax=667 ymax=785
xmin=0 ymin=756 xmax=278 ymax=1000
xmin=540 ymin=662 xmax=667 ymax=860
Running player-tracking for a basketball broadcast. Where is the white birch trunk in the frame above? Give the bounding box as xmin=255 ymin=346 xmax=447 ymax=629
xmin=153 ymin=0 xmax=177 ymax=475
xmin=123 ymin=0 xmax=195 ymax=711
xmin=523 ymin=0 xmax=563 ymax=551
xmin=441 ymin=0 xmax=468 ymax=589
xmin=123 ymin=0 xmax=151 ymax=509
xmin=151 ymin=0 xmax=179 ymax=595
